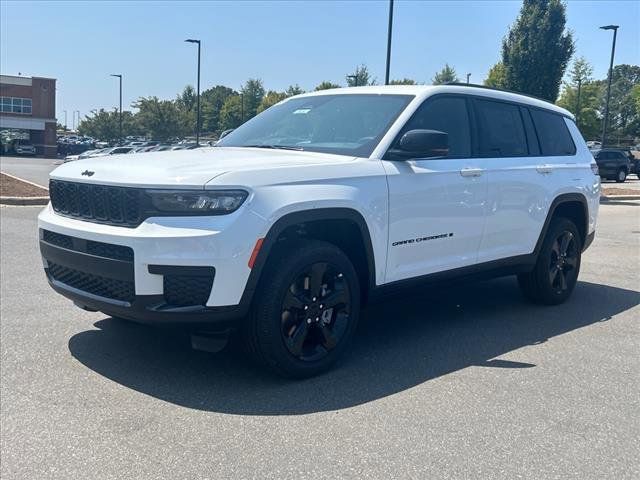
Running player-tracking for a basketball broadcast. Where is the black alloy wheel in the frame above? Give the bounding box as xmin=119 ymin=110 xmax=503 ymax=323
xmin=280 ymin=262 xmax=351 ymax=362
xmin=548 ymin=230 xmax=579 ymax=295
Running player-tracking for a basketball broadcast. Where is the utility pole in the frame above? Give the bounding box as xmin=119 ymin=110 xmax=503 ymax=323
xmin=599 ymin=25 xmax=618 ymax=147
xmin=185 ymin=39 xmax=202 ymax=145
xmin=384 ymin=0 xmax=394 ymax=85
xmin=347 ymin=74 xmax=359 ymax=87
xmin=575 ymin=77 xmax=582 ymax=128
xmin=110 ymin=74 xmax=123 ymax=143
xmin=466 ymin=73 xmax=471 ymax=84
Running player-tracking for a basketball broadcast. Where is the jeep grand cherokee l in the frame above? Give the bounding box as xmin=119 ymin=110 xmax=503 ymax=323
xmin=39 ymin=85 xmax=600 ymax=378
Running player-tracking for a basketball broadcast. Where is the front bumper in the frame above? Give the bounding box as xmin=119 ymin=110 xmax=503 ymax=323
xmin=38 ymin=204 xmax=267 ymax=326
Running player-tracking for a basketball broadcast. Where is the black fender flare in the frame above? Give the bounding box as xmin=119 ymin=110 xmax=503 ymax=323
xmin=533 ymin=193 xmax=589 ymax=257
xmin=237 ymin=208 xmax=377 ymax=311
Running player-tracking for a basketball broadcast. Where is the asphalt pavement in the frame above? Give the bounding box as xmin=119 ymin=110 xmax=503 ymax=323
xmin=1 ymin=203 xmax=639 ymax=479
xmin=0 ymin=155 xmax=60 ymax=187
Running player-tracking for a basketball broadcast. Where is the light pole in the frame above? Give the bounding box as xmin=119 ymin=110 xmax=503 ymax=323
xmin=466 ymin=73 xmax=471 ymax=84
xmin=63 ymin=110 xmax=67 ymax=130
xmin=75 ymin=110 xmax=80 ymax=130
xmin=185 ymin=39 xmax=201 ymax=145
xmin=240 ymin=91 xmax=244 ymax=124
xmin=600 ymin=25 xmax=618 ymax=147
xmin=347 ymin=74 xmax=359 ymax=87
xmin=384 ymin=0 xmax=394 ymax=85
xmin=575 ymin=77 xmax=582 ymax=128
xmin=110 ymin=74 xmax=123 ymax=144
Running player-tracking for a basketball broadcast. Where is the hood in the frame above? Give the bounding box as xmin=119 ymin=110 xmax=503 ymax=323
xmin=49 ymin=147 xmax=356 ymax=189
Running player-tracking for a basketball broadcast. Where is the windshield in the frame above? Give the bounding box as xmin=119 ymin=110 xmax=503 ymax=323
xmin=217 ymin=94 xmax=413 ymax=157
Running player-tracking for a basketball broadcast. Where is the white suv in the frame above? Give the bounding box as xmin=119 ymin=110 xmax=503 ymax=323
xmin=38 ymin=85 xmax=600 ymax=377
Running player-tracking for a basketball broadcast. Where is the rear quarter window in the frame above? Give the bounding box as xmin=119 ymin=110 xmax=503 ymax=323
xmin=530 ymin=109 xmax=576 ymax=156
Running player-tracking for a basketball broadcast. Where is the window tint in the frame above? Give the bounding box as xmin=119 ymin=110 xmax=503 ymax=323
xmin=520 ymin=107 xmax=540 ymax=156
xmin=474 ymin=99 xmax=527 ymax=157
xmin=399 ymin=96 xmax=471 ymax=157
xmin=530 ymin=109 xmax=576 ymax=156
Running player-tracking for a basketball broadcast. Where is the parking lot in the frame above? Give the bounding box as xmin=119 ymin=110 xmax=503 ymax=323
xmin=0 ymin=200 xmax=638 ymax=479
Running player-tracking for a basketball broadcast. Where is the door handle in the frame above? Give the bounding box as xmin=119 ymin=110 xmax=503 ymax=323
xmin=460 ymin=167 xmax=483 ymax=177
xmin=536 ymin=165 xmax=553 ymax=174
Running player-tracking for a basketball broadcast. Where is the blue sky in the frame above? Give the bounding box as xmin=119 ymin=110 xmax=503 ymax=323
xmin=1 ymin=0 xmax=638 ymax=124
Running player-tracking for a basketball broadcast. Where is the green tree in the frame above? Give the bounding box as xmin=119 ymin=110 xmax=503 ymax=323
xmin=257 ymin=90 xmax=287 ymax=113
xmin=218 ymin=95 xmax=243 ymax=131
xmin=77 ymin=109 xmax=140 ymax=142
xmin=484 ymin=62 xmax=506 ymax=88
xmin=604 ymin=64 xmax=640 ymax=142
xmin=240 ymin=79 xmax=265 ymax=120
xmin=315 ymin=81 xmax=341 ymax=91
xmin=500 ymin=0 xmax=574 ymax=101
xmin=134 ymin=97 xmax=186 ymax=141
xmin=201 ymin=85 xmax=235 ymax=134
xmin=432 ymin=64 xmax=459 ymax=85
xmin=557 ymin=81 xmax=602 ymax=140
xmin=346 ymin=65 xmax=375 ymax=86
xmin=285 ymin=84 xmax=304 ymax=96
xmin=389 ymin=78 xmax=417 ymax=85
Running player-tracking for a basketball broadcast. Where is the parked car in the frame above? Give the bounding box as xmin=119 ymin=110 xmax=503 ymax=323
xmin=39 ymin=85 xmax=599 ymax=378
xmin=11 ymin=139 xmax=36 ymax=155
xmin=586 ymin=140 xmax=602 ymax=150
xmin=592 ymin=149 xmax=631 ymax=182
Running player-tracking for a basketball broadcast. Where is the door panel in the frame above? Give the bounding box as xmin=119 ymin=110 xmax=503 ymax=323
xmin=383 ymin=158 xmax=488 ymax=282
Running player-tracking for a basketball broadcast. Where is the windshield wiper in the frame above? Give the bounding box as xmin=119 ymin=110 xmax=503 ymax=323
xmin=242 ymin=144 xmax=304 ymax=151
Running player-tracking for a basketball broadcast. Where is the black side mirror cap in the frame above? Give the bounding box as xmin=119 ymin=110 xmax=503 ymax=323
xmin=388 ymin=129 xmax=449 ymax=160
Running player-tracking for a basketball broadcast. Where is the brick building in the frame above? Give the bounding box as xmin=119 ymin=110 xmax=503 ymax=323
xmin=0 ymin=75 xmax=57 ymax=157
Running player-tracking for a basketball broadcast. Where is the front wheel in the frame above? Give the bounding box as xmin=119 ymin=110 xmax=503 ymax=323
xmin=245 ymin=240 xmax=360 ymax=378
xmin=616 ymin=169 xmax=627 ymax=183
xmin=518 ymin=218 xmax=582 ymax=305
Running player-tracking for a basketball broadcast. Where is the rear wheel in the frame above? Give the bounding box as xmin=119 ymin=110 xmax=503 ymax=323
xmin=245 ymin=240 xmax=360 ymax=378
xmin=616 ymin=168 xmax=627 ymax=183
xmin=518 ymin=218 xmax=582 ymax=305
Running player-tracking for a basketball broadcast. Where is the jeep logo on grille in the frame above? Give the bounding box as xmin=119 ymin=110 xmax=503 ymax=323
xmin=81 ymin=170 xmax=95 ymax=177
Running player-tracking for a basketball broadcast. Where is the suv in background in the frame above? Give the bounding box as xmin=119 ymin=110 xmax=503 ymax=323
xmin=39 ymin=85 xmax=599 ymax=378
xmin=593 ymin=149 xmax=631 ymax=182
xmin=12 ymin=139 xmax=36 ymax=156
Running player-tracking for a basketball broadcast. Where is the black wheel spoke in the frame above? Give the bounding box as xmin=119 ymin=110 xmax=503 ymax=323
xmin=549 ymin=267 xmax=559 ymax=286
xmin=322 ymin=288 xmax=347 ymax=309
xmin=319 ymin=325 xmax=338 ymax=350
xmin=559 ymin=269 xmax=568 ymax=290
xmin=308 ymin=262 xmax=327 ymax=298
xmin=551 ymin=240 xmax=561 ymax=258
xmin=287 ymin=321 xmax=309 ymax=356
xmin=565 ymin=256 xmax=578 ymax=268
xmin=560 ymin=232 xmax=573 ymax=255
xmin=283 ymin=290 xmax=305 ymax=311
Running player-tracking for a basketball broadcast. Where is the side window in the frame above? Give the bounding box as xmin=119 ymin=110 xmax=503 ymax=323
xmin=474 ymin=99 xmax=527 ymax=157
xmin=521 ymin=107 xmax=540 ymax=156
xmin=399 ymin=96 xmax=471 ymax=157
xmin=530 ymin=109 xmax=576 ymax=156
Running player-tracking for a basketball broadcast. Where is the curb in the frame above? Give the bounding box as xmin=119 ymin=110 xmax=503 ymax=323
xmin=600 ymin=195 xmax=640 ymax=202
xmin=0 ymin=196 xmax=49 ymax=206
xmin=0 ymin=171 xmax=49 ymax=190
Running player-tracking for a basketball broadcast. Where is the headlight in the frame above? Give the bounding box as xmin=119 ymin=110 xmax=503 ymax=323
xmin=146 ymin=189 xmax=248 ymax=214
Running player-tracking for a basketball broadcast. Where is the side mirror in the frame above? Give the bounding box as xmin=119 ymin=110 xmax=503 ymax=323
xmin=219 ymin=129 xmax=234 ymax=140
xmin=390 ymin=129 xmax=449 ymax=159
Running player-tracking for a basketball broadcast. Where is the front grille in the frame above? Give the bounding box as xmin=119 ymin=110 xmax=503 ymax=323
xmin=164 ymin=274 xmax=214 ymax=307
xmin=42 ymin=230 xmax=134 ymax=262
xmin=49 ymin=180 xmax=142 ymax=227
xmin=48 ymin=263 xmax=135 ymax=302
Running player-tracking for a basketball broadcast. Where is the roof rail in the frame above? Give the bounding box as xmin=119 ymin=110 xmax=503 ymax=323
xmin=445 ymin=82 xmax=556 ymax=106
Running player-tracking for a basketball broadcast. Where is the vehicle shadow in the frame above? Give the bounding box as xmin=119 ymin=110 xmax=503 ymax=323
xmin=68 ymin=278 xmax=639 ymax=415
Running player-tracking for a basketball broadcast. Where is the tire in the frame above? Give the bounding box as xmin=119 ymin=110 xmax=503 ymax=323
xmin=518 ymin=218 xmax=582 ymax=305
xmin=615 ymin=169 xmax=627 ymax=183
xmin=244 ymin=239 xmax=361 ymax=378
